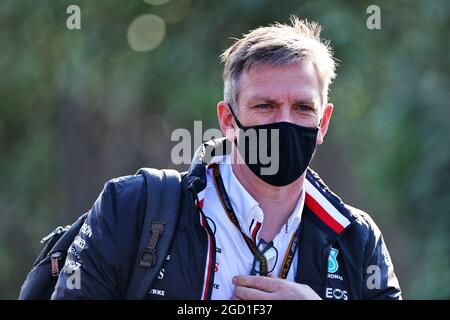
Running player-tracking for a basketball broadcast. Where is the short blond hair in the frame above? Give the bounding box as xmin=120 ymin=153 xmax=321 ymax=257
xmin=220 ymin=16 xmax=337 ymax=110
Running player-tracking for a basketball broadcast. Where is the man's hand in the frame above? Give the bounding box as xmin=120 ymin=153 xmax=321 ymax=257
xmin=232 ymin=275 xmax=322 ymax=300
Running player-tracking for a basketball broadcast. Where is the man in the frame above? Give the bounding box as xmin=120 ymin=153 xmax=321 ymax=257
xmin=52 ymin=17 xmax=401 ymax=300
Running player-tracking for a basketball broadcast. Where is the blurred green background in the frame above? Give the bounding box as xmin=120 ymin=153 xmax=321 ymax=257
xmin=0 ymin=0 xmax=448 ymax=299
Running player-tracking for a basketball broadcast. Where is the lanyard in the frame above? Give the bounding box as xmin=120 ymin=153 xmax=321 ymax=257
xmin=211 ymin=164 xmax=300 ymax=279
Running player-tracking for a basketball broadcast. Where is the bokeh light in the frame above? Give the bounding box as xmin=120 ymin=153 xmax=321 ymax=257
xmin=143 ymin=0 xmax=171 ymax=5
xmin=127 ymin=14 xmax=166 ymax=52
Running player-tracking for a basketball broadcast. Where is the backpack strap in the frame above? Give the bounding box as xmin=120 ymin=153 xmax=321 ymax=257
xmin=124 ymin=168 xmax=182 ymax=299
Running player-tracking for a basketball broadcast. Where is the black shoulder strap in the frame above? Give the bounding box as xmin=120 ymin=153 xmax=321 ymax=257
xmin=124 ymin=168 xmax=182 ymax=299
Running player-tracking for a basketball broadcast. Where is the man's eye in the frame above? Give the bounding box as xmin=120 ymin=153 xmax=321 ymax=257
xmin=297 ymin=105 xmax=313 ymax=111
xmin=256 ymin=104 xmax=272 ymax=109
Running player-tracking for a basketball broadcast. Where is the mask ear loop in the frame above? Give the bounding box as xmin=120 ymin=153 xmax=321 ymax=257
xmin=226 ymin=103 xmax=244 ymax=153
xmin=227 ymin=103 xmax=245 ymax=129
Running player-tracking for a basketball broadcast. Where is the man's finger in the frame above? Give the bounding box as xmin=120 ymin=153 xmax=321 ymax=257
xmin=233 ymin=275 xmax=279 ymax=292
xmin=234 ymin=285 xmax=273 ymax=300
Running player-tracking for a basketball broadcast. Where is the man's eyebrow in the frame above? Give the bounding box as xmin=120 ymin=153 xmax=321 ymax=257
xmin=248 ymin=97 xmax=317 ymax=106
xmin=293 ymin=99 xmax=317 ymax=107
xmin=249 ymin=97 xmax=279 ymax=105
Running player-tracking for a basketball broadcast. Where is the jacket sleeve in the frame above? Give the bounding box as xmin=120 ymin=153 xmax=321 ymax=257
xmin=362 ymin=216 xmax=402 ymax=300
xmin=51 ymin=175 xmax=146 ymax=299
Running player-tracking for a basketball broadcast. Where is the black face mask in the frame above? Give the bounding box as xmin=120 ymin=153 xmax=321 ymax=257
xmin=229 ymin=106 xmax=319 ymax=187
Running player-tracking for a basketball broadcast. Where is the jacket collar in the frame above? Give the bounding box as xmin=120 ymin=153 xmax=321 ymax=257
xmin=304 ymin=168 xmax=357 ymax=240
xmin=186 ymin=138 xmax=229 ymax=196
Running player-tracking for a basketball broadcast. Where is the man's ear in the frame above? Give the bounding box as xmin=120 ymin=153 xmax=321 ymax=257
xmin=217 ymin=101 xmax=237 ymax=141
xmin=316 ymin=103 xmax=333 ymax=145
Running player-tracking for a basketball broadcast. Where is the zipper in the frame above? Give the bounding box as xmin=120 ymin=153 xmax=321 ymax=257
xmin=41 ymin=225 xmax=70 ymax=244
xmin=199 ymin=211 xmax=217 ymax=300
xmin=321 ymin=220 xmax=357 ymax=298
xmin=191 ymin=192 xmax=217 ymax=300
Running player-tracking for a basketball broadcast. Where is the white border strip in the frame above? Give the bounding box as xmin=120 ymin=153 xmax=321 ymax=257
xmin=305 ymin=179 xmax=351 ymax=229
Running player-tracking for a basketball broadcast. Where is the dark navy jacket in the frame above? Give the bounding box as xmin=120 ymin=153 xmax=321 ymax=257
xmin=52 ymin=140 xmax=402 ymax=300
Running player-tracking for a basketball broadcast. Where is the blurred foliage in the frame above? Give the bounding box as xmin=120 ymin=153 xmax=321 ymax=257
xmin=0 ymin=0 xmax=448 ymax=299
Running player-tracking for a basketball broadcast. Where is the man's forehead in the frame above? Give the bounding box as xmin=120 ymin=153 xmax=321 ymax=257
xmin=239 ymin=63 xmax=322 ymax=104
xmin=243 ymin=61 xmax=317 ymax=78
